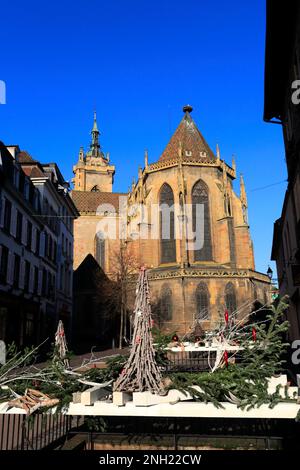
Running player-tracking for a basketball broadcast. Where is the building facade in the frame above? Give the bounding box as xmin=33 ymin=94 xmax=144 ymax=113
xmin=0 ymin=143 xmax=43 ymax=347
xmin=0 ymin=142 xmax=78 ymax=348
xmin=265 ymin=0 xmax=300 ymax=341
xmin=72 ymin=107 xmax=271 ymax=336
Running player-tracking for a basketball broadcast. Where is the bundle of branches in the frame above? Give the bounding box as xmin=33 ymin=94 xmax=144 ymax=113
xmin=0 ymin=343 xmax=127 ymax=413
xmin=8 ymin=389 xmax=59 ymax=415
xmin=166 ymin=296 xmax=290 ymax=410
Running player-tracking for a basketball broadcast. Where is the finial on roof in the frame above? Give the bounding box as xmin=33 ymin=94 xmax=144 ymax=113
xmin=216 ymin=143 xmax=220 ymax=161
xmin=90 ymin=110 xmax=101 ymax=157
xmin=183 ymin=104 xmax=193 ymax=113
xmin=232 ymin=154 xmax=236 ymax=172
xmin=240 ymin=173 xmax=247 ymax=207
xmin=93 ymin=110 xmax=99 ymax=132
xmin=144 ymin=149 xmax=148 ymax=168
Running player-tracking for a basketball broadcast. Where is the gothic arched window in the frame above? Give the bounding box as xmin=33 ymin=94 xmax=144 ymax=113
xmin=195 ymin=283 xmax=210 ymax=320
xmin=95 ymin=231 xmax=105 ymax=269
xmin=159 ymin=284 xmax=173 ymax=321
xmin=159 ymin=183 xmax=176 ymax=264
xmin=192 ymin=180 xmax=212 ymax=261
xmin=225 ymin=282 xmax=237 ymax=314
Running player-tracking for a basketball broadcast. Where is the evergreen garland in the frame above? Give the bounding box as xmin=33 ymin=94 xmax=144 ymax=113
xmin=166 ymin=297 xmax=291 ymax=410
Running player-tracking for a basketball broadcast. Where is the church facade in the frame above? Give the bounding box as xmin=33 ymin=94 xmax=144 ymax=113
xmin=72 ymin=106 xmax=271 ymax=335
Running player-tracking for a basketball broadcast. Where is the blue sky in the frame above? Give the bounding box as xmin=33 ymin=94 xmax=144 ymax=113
xmin=0 ymin=0 xmax=287 ymax=275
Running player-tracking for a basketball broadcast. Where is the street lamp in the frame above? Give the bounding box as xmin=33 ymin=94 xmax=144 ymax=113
xmin=267 ymin=266 xmax=273 ymax=280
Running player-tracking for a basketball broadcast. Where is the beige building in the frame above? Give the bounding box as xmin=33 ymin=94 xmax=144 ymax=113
xmin=72 ymin=106 xmax=270 ymax=335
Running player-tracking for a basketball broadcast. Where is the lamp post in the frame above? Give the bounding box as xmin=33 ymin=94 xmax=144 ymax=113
xmin=267 ymin=266 xmax=273 ymax=281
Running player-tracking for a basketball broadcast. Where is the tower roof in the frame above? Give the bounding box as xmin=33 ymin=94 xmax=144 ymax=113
xmin=92 ymin=110 xmax=99 ymax=133
xmin=159 ymin=105 xmax=215 ymax=161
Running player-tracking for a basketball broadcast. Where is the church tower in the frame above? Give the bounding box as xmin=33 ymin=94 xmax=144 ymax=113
xmin=72 ymin=112 xmax=115 ymax=192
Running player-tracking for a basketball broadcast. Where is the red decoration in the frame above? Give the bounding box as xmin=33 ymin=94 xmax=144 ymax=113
xmin=172 ymin=334 xmax=179 ymax=342
xmin=252 ymin=327 xmax=257 ymax=342
xmin=121 ymin=368 xmax=126 ymax=375
xmin=224 ymin=309 xmax=229 ymax=324
xmin=224 ymin=350 xmax=228 ymax=367
xmin=135 ymin=335 xmax=141 ymax=344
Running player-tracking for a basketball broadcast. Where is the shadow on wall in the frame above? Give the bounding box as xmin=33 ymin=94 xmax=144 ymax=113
xmin=72 ymin=254 xmax=120 ymax=354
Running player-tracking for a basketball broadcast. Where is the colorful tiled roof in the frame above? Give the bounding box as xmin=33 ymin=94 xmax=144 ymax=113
xmin=71 ymin=190 xmax=127 ymax=213
xmin=159 ymin=106 xmax=216 ymax=161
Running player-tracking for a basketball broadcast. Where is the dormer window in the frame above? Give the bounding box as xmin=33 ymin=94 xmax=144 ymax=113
xmin=185 ymin=150 xmax=192 ymax=157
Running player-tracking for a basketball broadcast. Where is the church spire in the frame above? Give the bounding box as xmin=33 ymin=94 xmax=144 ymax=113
xmin=240 ymin=173 xmax=248 ymax=207
xmin=90 ymin=111 xmax=101 ymax=157
xmin=240 ymin=173 xmax=248 ymax=225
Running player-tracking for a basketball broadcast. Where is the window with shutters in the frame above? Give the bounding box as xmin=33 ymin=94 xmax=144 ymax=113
xmin=16 ymin=211 xmax=23 ymax=242
xmin=192 ymin=180 xmax=212 ymax=261
xmin=13 ymin=254 xmax=21 ymax=288
xmin=26 ymin=221 xmax=32 ymax=251
xmin=95 ymin=231 xmax=105 ymax=269
xmin=3 ymin=199 xmax=12 ymax=233
xmin=159 ymin=284 xmax=173 ymax=321
xmin=24 ymin=261 xmax=30 ymax=293
xmin=195 ymin=283 xmax=210 ymax=320
xmin=225 ymin=282 xmax=237 ymax=314
xmin=0 ymin=246 xmax=9 ymax=284
xmin=33 ymin=266 xmax=39 ymax=294
xmin=159 ymin=183 xmax=176 ymax=264
xmin=35 ymin=229 xmax=40 ymax=255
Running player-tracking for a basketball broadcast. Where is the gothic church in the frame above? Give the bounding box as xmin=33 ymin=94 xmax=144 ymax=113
xmin=71 ymin=106 xmax=270 ymax=335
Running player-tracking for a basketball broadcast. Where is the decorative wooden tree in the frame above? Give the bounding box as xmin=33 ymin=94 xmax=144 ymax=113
xmin=114 ymin=267 xmax=162 ymax=393
xmin=54 ymin=320 xmax=69 ymax=368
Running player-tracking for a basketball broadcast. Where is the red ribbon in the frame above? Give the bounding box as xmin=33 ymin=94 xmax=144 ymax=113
xmin=252 ymin=327 xmax=257 ymax=342
xmin=225 ymin=309 xmax=229 ymax=324
xmin=224 ymin=350 xmax=228 ymax=367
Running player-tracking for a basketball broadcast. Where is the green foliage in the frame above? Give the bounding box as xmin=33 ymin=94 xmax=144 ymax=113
xmin=152 ymin=328 xmax=175 ymax=365
xmin=85 ymin=417 xmax=108 ymax=432
xmin=0 ymin=297 xmax=293 ymax=414
xmin=166 ymin=297 xmax=291 ymax=410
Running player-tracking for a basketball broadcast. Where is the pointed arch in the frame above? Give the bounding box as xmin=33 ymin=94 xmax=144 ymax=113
xmin=225 ymin=282 xmax=237 ymax=314
xmin=192 ymin=179 xmax=212 ymax=261
xmin=159 ymin=284 xmax=173 ymax=321
xmin=95 ymin=231 xmax=105 ymax=269
xmin=159 ymin=183 xmax=176 ymax=264
xmin=195 ymin=283 xmax=210 ymax=320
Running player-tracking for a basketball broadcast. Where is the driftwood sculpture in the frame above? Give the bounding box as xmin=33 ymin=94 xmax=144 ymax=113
xmin=114 ymin=267 xmax=162 ymax=393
